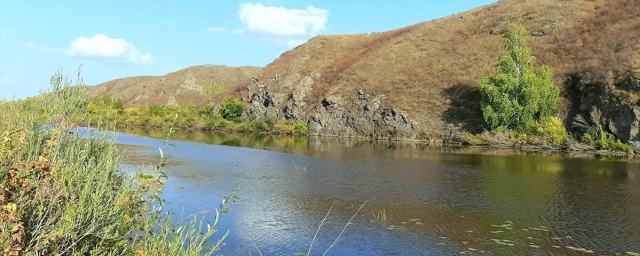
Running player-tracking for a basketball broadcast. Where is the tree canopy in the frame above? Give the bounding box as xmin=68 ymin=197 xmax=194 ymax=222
xmin=478 ymin=24 xmax=561 ymax=131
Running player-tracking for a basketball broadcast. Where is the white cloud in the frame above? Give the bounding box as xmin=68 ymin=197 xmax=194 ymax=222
xmin=206 ymin=26 xmax=227 ymax=33
xmin=232 ymin=28 xmax=245 ymax=35
xmin=235 ymin=3 xmax=328 ymax=47
xmin=286 ymin=39 xmax=307 ymax=47
xmin=67 ymin=34 xmax=153 ymax=65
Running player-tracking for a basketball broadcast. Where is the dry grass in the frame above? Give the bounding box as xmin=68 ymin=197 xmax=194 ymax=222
xmin=87 ymin=65 xmax=261 ymax=108
xmin=225 ymin=0 xmax=639 ymax=135
xmin=88 ymin=0 xmax=639 ymax=138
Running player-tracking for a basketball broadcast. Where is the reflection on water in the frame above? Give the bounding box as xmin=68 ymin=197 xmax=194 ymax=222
xmin=112 ymin=127 xmax=640 ymax=255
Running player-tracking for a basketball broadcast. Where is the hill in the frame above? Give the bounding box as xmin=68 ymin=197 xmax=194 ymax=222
xmin=87 ymin=65 xmax=261 ymax=107
xmin=219 ymin=0 xmax=639 ymax=142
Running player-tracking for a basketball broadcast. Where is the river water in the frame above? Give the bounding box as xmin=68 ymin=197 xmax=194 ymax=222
xmin=106 ymin=127 xmax=640 ymax=255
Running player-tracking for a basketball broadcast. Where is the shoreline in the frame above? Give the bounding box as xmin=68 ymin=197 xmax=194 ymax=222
xmin=88 ymin=123 xmax=636 ymax=159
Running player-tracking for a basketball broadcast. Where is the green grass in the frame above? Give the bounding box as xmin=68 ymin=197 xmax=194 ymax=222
xmin=1 ymin=67 xmax=230 ymax=255
xmin=74 ymin=95 xmax=310 ymax=135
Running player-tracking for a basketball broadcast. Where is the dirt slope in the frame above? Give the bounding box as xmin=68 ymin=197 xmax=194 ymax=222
xmin=87 ymin=65 xmax=261 ymax=107
xmin=221 ymin=0 xmax=639 ymax=140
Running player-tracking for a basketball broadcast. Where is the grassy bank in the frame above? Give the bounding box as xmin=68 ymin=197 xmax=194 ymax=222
xmin=1 ymin=69 xmax=231 ymax=255
xmin=77 ymin=95 xmax=309 ymax=135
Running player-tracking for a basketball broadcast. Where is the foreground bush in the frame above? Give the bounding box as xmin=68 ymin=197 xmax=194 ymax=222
xmin=1 ymin=68 xmax=227 ymax=255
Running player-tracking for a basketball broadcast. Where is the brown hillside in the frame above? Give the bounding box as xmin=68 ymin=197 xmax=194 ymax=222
xmin=223 ymin=0 xmax=640 ymax=139
xmin=88 ymin=65 xmax=261 ymax=107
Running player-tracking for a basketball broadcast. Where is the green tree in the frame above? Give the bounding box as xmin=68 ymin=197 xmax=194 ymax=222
xmin=478 ymin=24 xmax=561 ymax=131
xmin=219 ymin=96 xmax=244 ymax=120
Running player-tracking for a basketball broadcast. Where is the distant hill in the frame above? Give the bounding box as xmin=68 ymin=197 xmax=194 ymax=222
xmin=91 ymin=0 xmax=640 ymax=143
xmin=87 ymin=65 xmax=261 ymax=107
xmin=220 ymin=0 xmax=639 ymax=140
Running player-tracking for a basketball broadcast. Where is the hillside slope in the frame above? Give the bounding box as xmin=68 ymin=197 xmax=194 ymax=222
xmin=222 ymin=0 xmax=639 ymax=141
xmin=88 ymin=65 xmax=261 ymax=107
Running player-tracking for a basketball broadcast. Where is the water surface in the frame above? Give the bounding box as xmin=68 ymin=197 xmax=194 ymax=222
xmin=109 ymin=128 xmax=640 ymax=255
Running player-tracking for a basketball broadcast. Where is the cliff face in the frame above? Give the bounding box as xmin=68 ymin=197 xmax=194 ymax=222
xmin=87 ymin=65 xmax=261 ymax=108
xmin=218 ymin=0 xmax=640 ymax=143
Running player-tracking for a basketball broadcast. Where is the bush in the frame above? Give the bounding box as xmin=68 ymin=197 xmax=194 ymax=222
xmin=198 ymin=105 xmax=216 ymax=118
xmin=527 ymin=116 xmax=568 ymax=145
xmin=219 ymin=96 xmax=244 ymax=121
xmin=478 ymin=24 xmax=562 ymax=131
xmin=294 ymin=121 xmax=309 ymax=134
xmin=1 ymin=68 xmax=228 ymax=255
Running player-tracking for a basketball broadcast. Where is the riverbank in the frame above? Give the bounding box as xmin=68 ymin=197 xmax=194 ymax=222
xmin=104 ymin=123 xmax=637 ymax=160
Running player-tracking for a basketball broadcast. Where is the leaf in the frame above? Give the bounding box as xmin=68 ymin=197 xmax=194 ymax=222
xmin=148 ymin=213 xmax=156 ymax=226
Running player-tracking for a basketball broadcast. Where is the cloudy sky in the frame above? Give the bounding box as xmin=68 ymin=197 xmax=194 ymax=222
xmin=0 ymin=0 xmax=496 ymax=99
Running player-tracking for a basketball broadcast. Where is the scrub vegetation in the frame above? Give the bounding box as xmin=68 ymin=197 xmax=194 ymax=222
xmin=0 ymin=68 xmax=234 ymax=255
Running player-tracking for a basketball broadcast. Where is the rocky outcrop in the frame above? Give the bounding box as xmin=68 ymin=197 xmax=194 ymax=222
xmin=245 ymin=78 xmax=422 ymax=140
xmin=307 ymin=91 xmax=418 ymax=140
xmin=567 ymin=71 xmax=640 ymax=150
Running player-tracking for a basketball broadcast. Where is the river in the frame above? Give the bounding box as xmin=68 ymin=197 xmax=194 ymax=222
xmin=105 ymin=127 xmax=640 ymax=255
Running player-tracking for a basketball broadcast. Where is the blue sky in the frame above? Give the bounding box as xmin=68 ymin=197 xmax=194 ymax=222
xmin=0 ymin=0 xmax=497 ymax=99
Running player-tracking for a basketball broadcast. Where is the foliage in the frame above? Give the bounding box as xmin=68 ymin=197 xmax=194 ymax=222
xmin=294 ymin=121 xmax=309 ymax=134
xmin=0 ymin=67 xmax=229 ymax=255
xmin=572 ymin=107 xmax=632 ymax=152
xmin=524 ymin=116 xmax=568 ymax=146
xmin=478 ymin=24 xmax=561 ymax=131
xmin=219 ymin=96 xmax=244 ymax=121
xmin=72 ymin=95 xmax=310 ymax=135
xmin=461 ymin=117 xmax=568 ymax=147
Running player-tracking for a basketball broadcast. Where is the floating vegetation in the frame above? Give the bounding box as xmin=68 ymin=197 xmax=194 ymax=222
xmin=491 ymin=223 xmax=512 ymax=228
xmin=492 ymin=239 xmax=515 ymax=246
xmin=529 ymin=227 xmax=550 ymax=232
xmin=566 ymin=246 xmax=594 ymax=253
xmin=371 ymin=209 xmax=387 ymax=222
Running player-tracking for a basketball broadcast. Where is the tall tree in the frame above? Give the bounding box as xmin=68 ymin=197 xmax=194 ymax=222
xmin=478 ymin=24 xmax=561 ymax=130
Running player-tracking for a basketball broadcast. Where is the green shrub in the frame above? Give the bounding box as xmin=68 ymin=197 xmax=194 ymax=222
xmin=198 ymin=105 xmax=216 ymax=118
xmin=478 ymin=24 xmax=561 ymax=131
xmin=294 ymin=121 xmax=309 ymax=134
xmin=1 ymin=68 xmax=227 ymax=255
xmin=219 ymin=96 xmax=244 ymax=121
xmin=275 ymin=122 xmax=295 ymax=133
xmin=527 ymin=116 xmax=568 ymax=145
